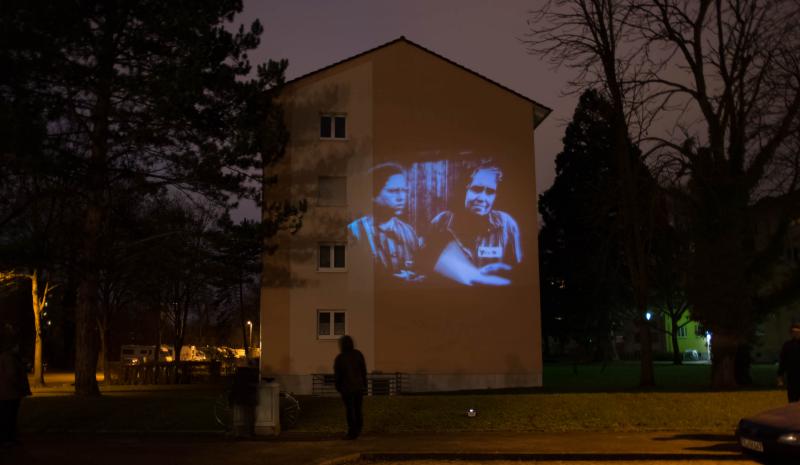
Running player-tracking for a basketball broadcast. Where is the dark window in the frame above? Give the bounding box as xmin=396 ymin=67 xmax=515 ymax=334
xmin=320 ymin=114 xmax=346 ymax=139
xmin=695 ymin=324 xmax=707 ymax=336
xmin=320 ymin=115 xmax=332 ymax=138
xmin=319 ymin=243 xmax=346 ymax=270
xmin=318 ymin=312 xmax=331 ymax=336
xmin=319 ymin=245 xmax=331 ymax=269
xmin=318 ymin=310 xmax=346 ymax=338
xmin=333 ymin=312 xmax=346 ymax=336
xmin=333 ymin=245 xmax=346 ymax=268
xmin=334 ymin=116 xmax=346 ymax=138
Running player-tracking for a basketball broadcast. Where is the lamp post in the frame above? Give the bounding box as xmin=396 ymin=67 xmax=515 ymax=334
xmin=246 ymin=321 xmax=253 ymax=357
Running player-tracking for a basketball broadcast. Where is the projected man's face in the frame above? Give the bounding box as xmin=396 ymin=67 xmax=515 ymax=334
xmin=464 ymin=169 xmax=498 ymax=216
xmin=375 ymin=173 xmax=407 ymax=216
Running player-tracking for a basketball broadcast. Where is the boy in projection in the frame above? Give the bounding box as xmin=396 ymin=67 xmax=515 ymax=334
xmin=429 ymin=164 xmax=522 ymax=286
xmin=348 ymin=163 xmax=424 ymax=282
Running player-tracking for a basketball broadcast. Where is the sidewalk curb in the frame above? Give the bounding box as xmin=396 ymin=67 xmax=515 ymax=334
xmin=317 ymin=453 xmax=361 ymax=465
xmin=319 ymin=451 xmax=747 ymax=464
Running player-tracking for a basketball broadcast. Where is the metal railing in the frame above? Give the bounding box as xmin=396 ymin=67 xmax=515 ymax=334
xmin=109 ymin=361 xmax=229 ymax=385
xmin=311 ymin=372 xmax=408 ymax=396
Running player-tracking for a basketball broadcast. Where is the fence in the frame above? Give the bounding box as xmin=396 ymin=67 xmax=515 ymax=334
xmin=109 ymin=361 xmax=234 ymax=385
xmin=312 ymin=372 xmax=408 ymax=396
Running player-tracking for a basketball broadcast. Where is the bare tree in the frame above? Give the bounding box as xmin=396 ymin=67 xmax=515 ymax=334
xmin=528 ymin=0 xmax=800 ymax=388
xmin=525 ymin=0 xmax=659 ymax=386
xmin=0 ymin=269 xmax=55 ymax=386
xmin=631 ymin=0 xmax=800 ymax=387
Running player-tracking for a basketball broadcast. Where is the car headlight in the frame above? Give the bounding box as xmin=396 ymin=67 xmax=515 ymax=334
xmin=778 ymin=433 xmax=800 ymax=445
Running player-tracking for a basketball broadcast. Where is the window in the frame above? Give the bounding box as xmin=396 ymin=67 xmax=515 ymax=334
xmin=677 ymin=326 xmax=687 ymax=337
xmin=318 ymin=310 xmax=347 ymax=338
xmin=318 ymin=176 xmax=347 ymax=206
xmin=319 ymin=243 xmax=346 ymax=271
xmin=320 ymin=114 xmax=346 ymax=139
xmin=695 ymin=324 xmax=707 ymax=336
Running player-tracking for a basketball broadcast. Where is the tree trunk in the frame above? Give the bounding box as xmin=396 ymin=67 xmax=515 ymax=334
xmin=735 ymin=343 xmax=752 ymax=386
xmin=239 ymin=278 xmax=250 ymax=359
xmin=98 ymin=317 xmax=111 ymax=384
xmin=711 ymin=330 xmax=738 ymax=389
xmin=30 ymin=272 xmax=45 ymax=387
xmin=173 ymin=334 xmax=184 ymax=384
xmin=636 ymin=316 xmax=655 ymax=387
xmin=153 ymin=313 xmax=161 ymax=384
xmin=241 ymin=319 xmax=249 ymax=360
xmin=75 ymin=203 xmax=102 ymax=396
xmin=671 ymin=318 xmax=682 ymax=365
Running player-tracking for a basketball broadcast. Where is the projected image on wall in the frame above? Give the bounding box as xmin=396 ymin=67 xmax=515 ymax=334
xmin=348 ymin=159 xmax=523 ymax=286
xmin=348 ymin=163 xmax=425 ymax=282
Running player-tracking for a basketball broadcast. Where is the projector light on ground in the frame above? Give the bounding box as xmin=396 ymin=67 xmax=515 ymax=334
xmin=467 ymin=408 xmax=477 ymax=418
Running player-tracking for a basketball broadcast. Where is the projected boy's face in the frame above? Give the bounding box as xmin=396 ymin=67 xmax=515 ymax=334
xmin=375 ymin=173 xmax=408 ymax=216
xmin=464 ymin=169 xmax=498 ymax=216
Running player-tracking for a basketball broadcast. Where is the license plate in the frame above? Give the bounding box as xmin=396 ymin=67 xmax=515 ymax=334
xmin=740 ymin=437 xmax=764 ymax=452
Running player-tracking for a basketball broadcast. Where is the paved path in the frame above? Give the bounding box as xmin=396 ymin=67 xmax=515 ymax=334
xmin=3 ymin=431 xmax=757 ymax=465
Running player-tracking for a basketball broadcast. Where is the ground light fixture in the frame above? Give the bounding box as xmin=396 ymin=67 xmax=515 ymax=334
xmin=466 ymin=408 xmax=477 ymax=417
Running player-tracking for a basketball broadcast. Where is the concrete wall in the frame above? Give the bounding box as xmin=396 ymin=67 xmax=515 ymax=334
xmin=369 ymin=41 xmax=541 ymax=382
xmin=262 ymin=40 xmax=542 ymax=393
xmin=262 ymin=58 xmax=376 ymax=385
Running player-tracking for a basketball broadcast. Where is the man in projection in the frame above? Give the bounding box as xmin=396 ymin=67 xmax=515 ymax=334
xmin=429 ymin=164 xmax=521 ymax=286
xmin=348 ymin=163 xmax=423 ymax=281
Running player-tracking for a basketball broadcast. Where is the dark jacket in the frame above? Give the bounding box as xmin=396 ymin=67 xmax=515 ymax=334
xmin=0 ymin=350 xmax=32 ymax=400
xmin=779 ymin=339 xmax=800 ymax=382
xmin=334 ymin=348 xmax=367 ymax=394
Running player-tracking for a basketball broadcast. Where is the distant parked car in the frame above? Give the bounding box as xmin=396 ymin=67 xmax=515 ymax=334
xmin=180 ymin=345 xmax=207 ymax=362
xmin=120 ymin=344 xmax=174 ymax=365
xmin=737 ymin=402 xmax=800 ymax=460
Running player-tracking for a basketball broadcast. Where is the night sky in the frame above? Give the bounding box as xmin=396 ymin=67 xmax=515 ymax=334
xmin=235 ymin=0 xmax=574 ymax=219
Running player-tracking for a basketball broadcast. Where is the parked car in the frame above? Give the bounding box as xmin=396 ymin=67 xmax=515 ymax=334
xmin=737 ymin=402 xmax=800 ymax=460
xmin=120 ymin=344 xmax=174 ymax=365
xmin=180 ymin=345 xmax=207 ymax=362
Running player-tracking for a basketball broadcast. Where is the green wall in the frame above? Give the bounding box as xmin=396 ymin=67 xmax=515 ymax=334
xmin=663 ymin=312 xmax=710 ymax=360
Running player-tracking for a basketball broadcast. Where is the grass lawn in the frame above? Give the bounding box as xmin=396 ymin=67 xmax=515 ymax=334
xmin=541 ymin=362 xmax=779 ymax=392
xmin=21 ymin=387 xmax=223 ymax=432
xmin=19 ymin=363 xmax=787 ymax=434
xmin=295 ymin=390 xmax=785 ymax=434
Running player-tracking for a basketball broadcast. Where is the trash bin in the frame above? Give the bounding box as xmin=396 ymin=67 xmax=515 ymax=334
xmin=231 ymin=366 xmax=259 ymax=437
xmin=254 ymin=380 xmax=281 ymax=436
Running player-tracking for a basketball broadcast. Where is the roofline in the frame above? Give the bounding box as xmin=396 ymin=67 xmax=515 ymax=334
xmin=284 ymin=36 xmax=553 ymax=128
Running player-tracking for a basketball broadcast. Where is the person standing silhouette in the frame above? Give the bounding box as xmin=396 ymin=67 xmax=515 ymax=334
xmin=0 ymin=325 xmax=31 ymax=448
xmin=778 ymin=323 xmax=800 ymax=402
xmin=333 ymin=335 xmax=367 ymax=439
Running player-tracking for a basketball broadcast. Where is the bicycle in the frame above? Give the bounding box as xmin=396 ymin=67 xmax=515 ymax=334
xmin=213 ymin=389 xmax=300 ymax=432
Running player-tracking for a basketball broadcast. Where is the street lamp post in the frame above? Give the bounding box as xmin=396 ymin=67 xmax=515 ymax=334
xmin=246 ymin=320 xmax=253 ymax=357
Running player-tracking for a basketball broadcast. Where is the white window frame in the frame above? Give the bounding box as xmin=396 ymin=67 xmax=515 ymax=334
xmin=677 ymin=326 xmax=688 ymax=338
xmin=318 ymin=243 xmax=347 ymax=272
xmin=317 ymin=310 xmax=347 ymax=339
xmin=320 ymin=113 xmax=347 ymax=140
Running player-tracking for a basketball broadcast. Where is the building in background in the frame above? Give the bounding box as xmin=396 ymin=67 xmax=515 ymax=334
xmin=663 ymin=313 xmax=710 ymax=361
xmin=260 ymin=37 xmax=550 ymax=394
